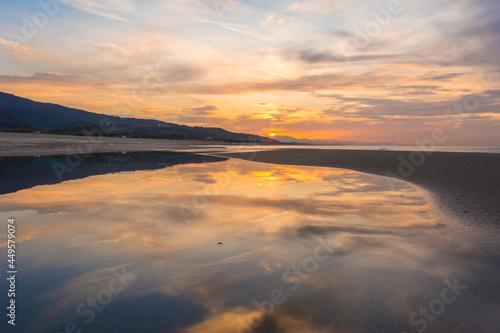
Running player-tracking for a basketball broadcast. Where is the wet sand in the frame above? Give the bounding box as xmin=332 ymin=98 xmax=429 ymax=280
xmin=219 ymin=149 xmax=500 ymax=251
xmin=0 ymin=132 xmax=227 ymax=157
xmin=1 ymin=133 xmax=499 ymax=250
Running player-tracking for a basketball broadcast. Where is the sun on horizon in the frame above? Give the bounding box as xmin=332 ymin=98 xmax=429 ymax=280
xmin=0 ymin=0 xmax=499 ymax=146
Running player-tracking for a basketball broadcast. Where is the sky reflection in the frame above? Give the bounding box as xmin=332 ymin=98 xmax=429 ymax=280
xmin=0 ymin=156 xmax=499 ymax=332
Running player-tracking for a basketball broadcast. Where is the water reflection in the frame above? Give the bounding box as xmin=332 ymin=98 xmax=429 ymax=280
xmin=0 ymin=155 xmax=499 ymax=333
xmin=0 ymin=152 xmax=227 ymax=195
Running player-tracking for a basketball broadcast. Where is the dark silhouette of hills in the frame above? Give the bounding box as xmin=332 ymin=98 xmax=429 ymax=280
xmin=0 ymin=91 xmax=279 ymax=143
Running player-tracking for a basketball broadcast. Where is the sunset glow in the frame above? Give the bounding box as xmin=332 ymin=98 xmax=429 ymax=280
xmin=1 ymin=0 xmax=499 ymax=145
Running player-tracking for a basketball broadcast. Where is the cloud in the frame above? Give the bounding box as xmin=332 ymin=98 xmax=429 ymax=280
xmin=0 ymin=72 xmax=112 ymax=87
xmin=165 ymin=73 xmax=354 ymax=95
xmin=190 ymin=105 xmax=219 ymax=115
xmin=318 ymin=92 xmax=500 ymax=118
xmin=296 ymin=49 xmax=397 ymax=64
xmin=296 ymin=225 xmax=395 ymax=237
xmin=422 ymin=73 xmax=465 ymax=81
xmin=181 ymin=174 xmax=218 ymax=184
xmin=289 ymin=0 xmax=343 ymax=15
xmin=67 ymin=0 xmax=137 ymax=22
xmin=0 ymin=37 xmax=35 ymax=57
xmin=0 ymin=72 xmax=76 ymax=83
xmin=0 ymin=0 xmax=499 ymax=146
xmin=64 ymin=38 xmax=132 ymax=55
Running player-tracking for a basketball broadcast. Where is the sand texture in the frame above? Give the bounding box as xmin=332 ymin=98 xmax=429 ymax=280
xmin=220 ymin=149 xmax=500 ymax=251
xmin=1 ymin=133 xmax=499 ymax=251
xmin=0 ymin=132 xmax=223 ymax=157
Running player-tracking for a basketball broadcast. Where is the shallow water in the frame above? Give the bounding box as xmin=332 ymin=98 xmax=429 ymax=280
xmin=0 ymin=152 xmax=499 ymax=333
xmin=186 ymin=145 xmax=500 ymax=154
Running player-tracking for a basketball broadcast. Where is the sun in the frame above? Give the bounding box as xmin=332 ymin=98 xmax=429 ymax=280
xmin=268 ymin=133 xmax=276 ymax=137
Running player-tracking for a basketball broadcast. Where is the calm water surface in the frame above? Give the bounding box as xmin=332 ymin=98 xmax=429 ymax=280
xmin=185 ymin=145 xmax=500 ymax=154
xmin=0 ymin=152 xmax=499 ymax=333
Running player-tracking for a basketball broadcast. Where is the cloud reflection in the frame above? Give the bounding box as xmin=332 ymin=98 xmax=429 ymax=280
xmin=1 ymin=158 xmax=499 ymax=332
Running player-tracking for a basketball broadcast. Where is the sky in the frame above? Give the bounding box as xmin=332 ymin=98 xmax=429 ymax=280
xmin=0 ymin=0 xmax=499 ymax=145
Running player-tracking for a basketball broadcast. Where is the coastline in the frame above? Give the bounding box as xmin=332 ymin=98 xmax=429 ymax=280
xmin=0 ymin=132 xmax=233 ymax=157
xmin=218 ymin=149 xmax=500 ymax=251
xmin=1 ymin=133 xmax=499 ymax=250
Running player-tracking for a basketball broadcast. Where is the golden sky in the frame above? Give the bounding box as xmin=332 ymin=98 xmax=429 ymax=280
xmin=1 ymin=0 xmax=499 ymax=145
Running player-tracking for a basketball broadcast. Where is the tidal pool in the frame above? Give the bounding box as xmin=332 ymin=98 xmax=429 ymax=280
xmin=0 ymin=152 xmax=499 ymax=333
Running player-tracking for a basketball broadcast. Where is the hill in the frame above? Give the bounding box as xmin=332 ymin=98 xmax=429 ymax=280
xmin=0 ymin=92 xmax=279 ymax=143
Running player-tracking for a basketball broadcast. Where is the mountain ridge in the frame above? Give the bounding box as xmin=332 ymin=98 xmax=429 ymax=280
xmin=0 ymin=91 xmax=280 ymax=143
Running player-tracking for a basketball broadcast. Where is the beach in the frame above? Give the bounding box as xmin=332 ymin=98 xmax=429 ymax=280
xmin=1 ymin=133 xmax=499 ymax=250
xmin=0 ymin=132 xmax=220 ymax=157
xmin=219 ymin=149 xmax=500 ymax=251
xmin=2 ymin=134 xmax=500 ymax=332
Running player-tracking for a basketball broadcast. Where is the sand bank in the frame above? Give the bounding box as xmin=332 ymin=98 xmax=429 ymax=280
xmin=219 ymin=149 xmax=500 ymax=251
xmin=0 ymin=132 xmax=227 ymax=157
xmin=1 ymin=133 xmax=499 ymax=250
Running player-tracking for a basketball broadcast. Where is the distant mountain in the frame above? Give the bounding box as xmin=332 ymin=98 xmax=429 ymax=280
xmin=272 ymin=135 xmax=402 ymax=146
xmin=273 ymin=135 xmax=351 ymax=145
xmin=0 ymin=92 xmax=279 ymax=143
